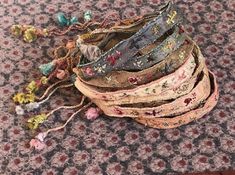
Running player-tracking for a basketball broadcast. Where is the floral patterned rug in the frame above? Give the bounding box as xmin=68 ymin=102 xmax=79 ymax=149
xmin=0 ymin=0 xmax=234 ymax=174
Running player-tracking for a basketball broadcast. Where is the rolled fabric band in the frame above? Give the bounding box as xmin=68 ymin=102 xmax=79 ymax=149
xmin=94 ymin=67 xmax=210 ymax=118
xmin=134 ymin=71 xmax=219 ymax=129
xmin=74 ymin=36 xmax=194 ymax=88
xmin=124 ymin=27 xmax=186 ymax=71
xmin=90 ymin=44 xmax=206 ymax=113
xmin=74 ymin=44 xmax=197 ymax=102
xmin=77 ymin=2 xmax=183 ymax=79
xmin=106 ymin=44 xmax=205 ymax=105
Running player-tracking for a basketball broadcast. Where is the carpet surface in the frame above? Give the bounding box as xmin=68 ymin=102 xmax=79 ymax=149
xmin=0 ymin=0 xmax=234 ymax=174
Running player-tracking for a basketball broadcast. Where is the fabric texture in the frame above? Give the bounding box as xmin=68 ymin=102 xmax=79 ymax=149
xmin=0 ymin=0 xmax=234 ymax=174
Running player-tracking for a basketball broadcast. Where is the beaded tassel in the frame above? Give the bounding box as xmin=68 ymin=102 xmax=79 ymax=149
xmin=11 ymin=25 xmax=23 ymax=37
xmin=57 ymin=12 xmax=78 ymax=26
xmin=23 ymin=26 xmax=37 ymax=43
xmin=39 ymin=62 xmax=56 ymax=76
xmin=30 ymin=101 xmax=91 ymax=150
xmin=27 ymin=114 xmax=47 ymax=130
xmin=57 ymin=12 xmax=70 ymax=26
xmin=13 ymin=93 xmax=36 ymax=104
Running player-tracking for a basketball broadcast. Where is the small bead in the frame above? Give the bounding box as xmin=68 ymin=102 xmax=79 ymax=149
xmin=13 ymin=92 xmax=35 ymax=104
xmin=11 ymin=25 xmax=23 ymax=37
xmin=57 ymin=12 xmax=69 ymax=26
xmin=29 ymin=139 xmax=46 ymax=150
xmin=35 ymin=132 xmax=48 ymax=142
xmin=70 ymin=17 xmax=78 ymax=24
xmin=85 ymin=107 xmax=100 ymax=120
xmin=42 ymin=28 xmax=49 ymax=37
xmin=26 ymin=80 xmax=38 ymax=93
xmin=15 ymin=105 xmax=24 ymax=115
xmin=23 ymin=27 xmax=37 ymax=43
xmin=13 ymin=93 xmax=25 ymax=104
xmin=84 ymin=11 xmax=92 ymax=22
xmin=25 ymin=93 xmax=36 ymax=103
xmin=56 ymin=69 xmax=66 ymax=79
xmin=40 ymin=76 xmax=48 ymax=85
xmin=27 ymin=114 xmax=47 ymax=130
xmin=25 ymin=102 xmax=40 ymax=111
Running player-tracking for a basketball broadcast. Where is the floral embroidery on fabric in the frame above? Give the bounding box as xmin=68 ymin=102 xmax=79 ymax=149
xmin=128 ymin=76 xmax=140 ymax=84
xmin=152 ymin=25 xmax=160 ymax=34
xmin=167 ymin=10 xmax=177 ymax=25
xmin=94 ymin=65 xmax=106 ymax=73
xmin=83 ymin=67 xmax=94 ymax=76
xmin=114 ymin=108 xmax=123 ymax=115
xmin=106 ymin=51 xmax=121 ymax=66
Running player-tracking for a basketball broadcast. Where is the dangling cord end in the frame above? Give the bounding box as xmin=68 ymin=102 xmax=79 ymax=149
xmin=13 ymin=76 xmax=49 ymax=114
xmin=27 ymin=96 xmax=85 ymax=130
xmin=15 ymin=80 xmax=73 ymax=114
xmin=30 ymin=100 xmax=92 ymax=150
xmin=38 ymin=83 xmax=73 ymax=103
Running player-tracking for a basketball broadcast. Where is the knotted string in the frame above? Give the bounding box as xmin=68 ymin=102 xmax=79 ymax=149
xmin=45 ymin=96 xmax=85 ymax=118
xmin=38 ymin=79 xmax=69 ymax=101
xmin=38 ymin=83 xmax=74 ymax=105
xmin=30 ymin=97 xmax=92 ymax=149
xmin=45 ymin=101 xmax=91 ymax=135
xmin=26 ymin=96 xmax=86 ymax=130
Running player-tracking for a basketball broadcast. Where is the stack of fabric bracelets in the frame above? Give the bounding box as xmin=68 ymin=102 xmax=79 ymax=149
xmin=73 ymin=2 xmax=219 ymax=129
xmin=12 ymin=2 xmax=218 ymax=146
